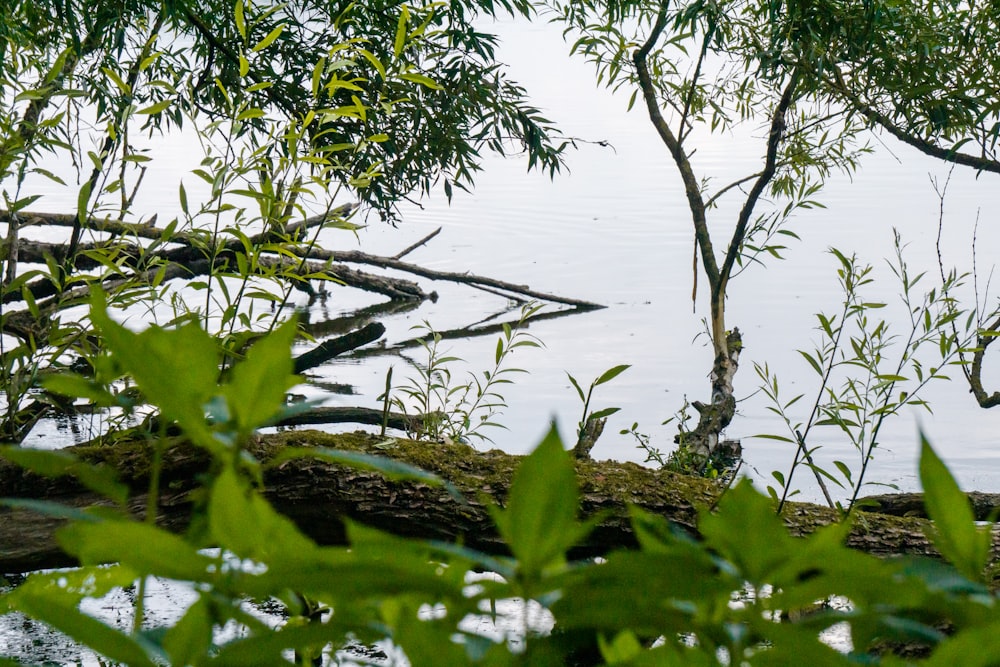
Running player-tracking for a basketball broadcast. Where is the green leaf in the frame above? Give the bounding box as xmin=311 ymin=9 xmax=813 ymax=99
xmin=595 ymin=364 xmax=630 ymax=386
xmin=798 ymin=349 xmax=824 ymax=376
xmin=57 ymin=521 xmax=215 ymax=581
xmin=8 ymin=595 xmax=160 ymax=666
xmin=0 ymin=498 xmax=101 ymax=523
xmin=76 ymin=180 xmax=92 ymax=222
xmin=252 ymin=24 xmax=285 ymax=52
xmin=209 ymin=467 xmax=317 ymax=561
xmin=589 ymin=406 xmax=621 ymax=420
xmin=491 ymin=423 xmax=583 ymax=576
xmin=919 ymin=432 xmax=989 ymax=582
xmin=224 ymin=317 xmax=298 ymax=433
xmin=566 ymin=373 xmax=586 ymax=402
xmin=393 ymin=5 xmax=409 ymax=58
xmin=90 ymin=294 xmax=221 ymax=449
xmin=698 ymin=479 xmax=793 ymax=583
xmin=0 ymin=446 xmax=128 ymax=506
xmin=162 ymin=595 xmax=214 ymax=665
xmin=399 ymin=72 xmax=442 ymax=89
xmin=234 ymin=0 xmax=246 ymax=39
xmin=102 ymin=67 xmax=131 ymax=95
xmin=211 ymin=622 xmax=346 ymax=666
xmin=924 ymin=623 xmax=1000 ymax=667
xmin=137 ymin=99 xmax=172 ymax=115
xmin=598 ymin=630 xmax=644 ymax=663
xmin=43 ymin=372 xmax=118 ymax=407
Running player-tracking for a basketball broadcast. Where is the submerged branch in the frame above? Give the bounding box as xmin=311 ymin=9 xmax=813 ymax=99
xmin=293 ymin=246 xmax=604 ymax=310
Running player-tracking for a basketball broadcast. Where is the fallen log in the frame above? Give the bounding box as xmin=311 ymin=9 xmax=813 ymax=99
xmin=857 ymin=491 xmax=1000 ymax=520
xmin=2 ymin=430 xmax=996 ymax=575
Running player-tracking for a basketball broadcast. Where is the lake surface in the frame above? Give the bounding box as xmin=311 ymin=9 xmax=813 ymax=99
xmin=319 ymin=17 xmax=1000 ymax=504
xmin=11 ymin=18 xmax=1000 ymax=506
xmin=4 ymin=14 xmax=1000 ymax=666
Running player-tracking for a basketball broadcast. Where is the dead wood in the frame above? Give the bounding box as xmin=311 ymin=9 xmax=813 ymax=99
xmin=857 ymin=491 xmax=1000 ymax=520
xmin=292 ymin=247 xmax=605 ymax=310
xmin=1 ymin=430 xmax=995 ymax=575
xmin=272 ymin=407 xmax=430 ymax=431
xmin=293 ymin=323 xmax=386 ymax=373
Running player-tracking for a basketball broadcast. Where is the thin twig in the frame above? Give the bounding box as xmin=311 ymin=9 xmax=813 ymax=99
xmin=393 ymin=227 xmax=441 ymax=259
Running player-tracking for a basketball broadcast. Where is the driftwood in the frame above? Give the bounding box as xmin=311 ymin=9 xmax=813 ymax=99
xmin=2 ymin=429 xmax=996 ymax=575
xmin=1 ymin=207 xmax=602 ymax=443
xmin=1 ymin=206 xmax=602 ymax=313
xmin=293 ymin=323 xmax=386 ymax=374
xmin=273 ymin=407 xmax=432 ymax=432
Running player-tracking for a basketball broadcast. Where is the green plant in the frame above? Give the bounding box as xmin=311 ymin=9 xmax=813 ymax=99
xmin=393 ymin=302 xmax=544 ymax=445
xmin=4 ymin=299 xmax=1000 ymax=664
xmin=622 ymin=421 xmax=668 ymax=468
xmin=0 ymin=0 xmax=569 ymax=447
xmin=757 ymin=232 xmax=971 ymax=512
xmin=567 ymin=364 xmax=629 ymax=457
xmin=543 ymin=0 xmax=874 ymax=466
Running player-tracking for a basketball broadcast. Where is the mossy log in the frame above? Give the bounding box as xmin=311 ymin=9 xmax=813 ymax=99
xmin=1 ymin=430 xmax=996 ymax=574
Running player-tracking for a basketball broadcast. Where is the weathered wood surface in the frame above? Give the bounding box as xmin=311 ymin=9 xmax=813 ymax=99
xmin=1 ymin=430 xmax=996 ymax=574
xmin=857 ymin=491 xmax=1000 ymax=520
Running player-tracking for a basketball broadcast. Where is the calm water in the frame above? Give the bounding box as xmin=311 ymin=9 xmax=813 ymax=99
xmin=7 ymin=20 xmax=1000 ymax=506
xmin=4 ymin=15 xmax=1000 ymax=667
xmin=316 ymin=18 xmax=1000 ymax=503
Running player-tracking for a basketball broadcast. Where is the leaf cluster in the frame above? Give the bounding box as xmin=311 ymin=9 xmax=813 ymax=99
xmin=3 ymin=303 xmax=1000 ymax=665
xmin=392 ymin=302 xmax=545 ymax=445
xmin=757 ymin=231 xmax=975 ymax=511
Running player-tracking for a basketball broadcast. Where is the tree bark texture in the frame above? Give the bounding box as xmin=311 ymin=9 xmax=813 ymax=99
xmin=2 ymin=430 xmax=996 ymax=575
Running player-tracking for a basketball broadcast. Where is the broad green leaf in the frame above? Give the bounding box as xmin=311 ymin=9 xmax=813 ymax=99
xmin=0 ymin=446 xmax=127 ymax=506
xmin=57 ymin=521 xmax=214 ymax=581
xmin=209 ymin=467 xmax=316 ymax=561
xmin=698 ymin=479 xmax=793 ymax=583
xmin=225 ymin=316 xmax=298 ymax=433
xmin=598 ymin=630 xmax=643 ymax=663
xmin=919 ymin=433 xmax=989 ymax=582
xmin=211 ymin=622 xmax=346 ymax=666
xmin=595 ymin=364 xmax=630 ymax=386
xmin=5 ymin=563 xmax=137 ymax=604
xmin=90 ymin=294 xmax=220 ymax=448
xmin=42 ymin=372 xmax=118 ymax=407
xmin=393 ymin=610 xmax=480 ymax=666
xmin=491 ymin=423 xmax=583 ymax=576
xmin=553 ymin=549 xmax=731 ymax=635
xmin=924 ymin=623 xmax=1000 ymax=666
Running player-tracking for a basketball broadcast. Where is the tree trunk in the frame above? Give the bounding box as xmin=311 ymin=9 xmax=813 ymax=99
xmin=679 ymin=328 xmax=742 ymax=467
xmin=1 ymin=429 xmax=994 ymax=574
